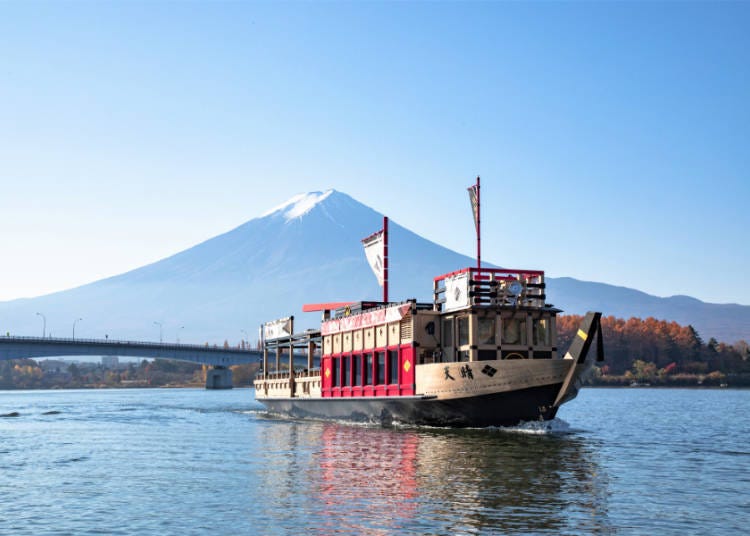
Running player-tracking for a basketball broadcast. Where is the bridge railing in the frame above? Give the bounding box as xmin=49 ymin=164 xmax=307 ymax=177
xmin=0 ymin=335 xmax=259 ymax=354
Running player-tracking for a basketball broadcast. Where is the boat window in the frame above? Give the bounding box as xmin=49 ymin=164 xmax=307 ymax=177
xmin=353 ymin=354 xmax=361 ymax=386
xmin=503 ymin=317 xmax=527 ymax=345
xmin=388 ymin=350 xmax=398 ymax=385
xmin=442 ymin=318 xmax=454 ymax=362
xmin=458 ymin=316 xmax=470 ymax=347
xmin=343 ymin=355 xmax=350 ymax=387
xmin=532 ymin=318 xmax=550 ymax=346
xmin=376 ymin=352 xmax=386 ymax=385
xmin=364 ymin=353 xmax=372 ymax=385
xmin=478 ymin=316 xmax=496 ymax=345
xmin=442 ymin=318 xmax=453 ymax=347
xmin=479 ymin=349 xmax=497 ymax=361
xmin=332 ymin=357 xmax=339 ymax=387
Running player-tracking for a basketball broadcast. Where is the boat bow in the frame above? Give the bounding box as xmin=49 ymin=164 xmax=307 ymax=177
xmin=553 ymin=311 xmax=604 ymax=408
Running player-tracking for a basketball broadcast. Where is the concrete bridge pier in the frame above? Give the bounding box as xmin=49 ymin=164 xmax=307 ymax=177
xmin=205 ymin=366 xmax=233 ymax=389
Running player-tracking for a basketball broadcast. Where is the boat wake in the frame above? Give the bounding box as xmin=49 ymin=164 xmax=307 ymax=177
xmin=386 ymin=417 xmax=573 ymax=434
xmin=491 ymin=418 xmax=572 ymax=435
xmin=236 ymin=409 xmax=270 ymax=417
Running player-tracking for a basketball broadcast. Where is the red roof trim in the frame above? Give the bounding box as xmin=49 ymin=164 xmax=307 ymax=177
xmin=433 ymin=267 xmax=544 ymax=282
xmin=302 ymin=302 xmax=355 ymax=313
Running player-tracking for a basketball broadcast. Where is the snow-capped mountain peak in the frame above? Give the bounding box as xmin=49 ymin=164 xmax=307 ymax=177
xmin=1 ymin=188 xmax=747 ymax=344
xmin=261 ymin=190 xmax=334 ymax=221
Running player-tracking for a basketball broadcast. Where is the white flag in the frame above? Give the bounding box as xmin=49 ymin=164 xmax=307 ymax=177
xmin=362 ymin=231 xmax=385 ymax=286
xmin=263 ymin=317 xmax=293 ymax=340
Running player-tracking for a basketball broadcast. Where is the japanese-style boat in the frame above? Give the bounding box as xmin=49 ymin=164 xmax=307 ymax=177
xmin=254 ymin=179 xmax=603 ymax=427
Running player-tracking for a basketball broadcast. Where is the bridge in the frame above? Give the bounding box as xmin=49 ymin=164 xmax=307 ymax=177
xmin=0 ymin=335 xmax=262 ymax=389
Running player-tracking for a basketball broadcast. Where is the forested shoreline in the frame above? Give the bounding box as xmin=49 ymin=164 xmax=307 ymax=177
xmin=558 ymin=315 xmax=750 ymax=386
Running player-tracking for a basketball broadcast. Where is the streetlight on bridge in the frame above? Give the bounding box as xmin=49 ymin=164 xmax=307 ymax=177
xmin=177 ymin=326 xmax=184 ymax=344
xmin=35 ymin=312 xmax=46 ymax=338
xmin=153 ymin=321 xmax=163 ymax=343
xmin=73 ymin=318 xmax=83 ymax=340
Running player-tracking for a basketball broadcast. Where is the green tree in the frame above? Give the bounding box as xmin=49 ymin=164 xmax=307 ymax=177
xmin=68 ymin=363 xmax=81 ymax=380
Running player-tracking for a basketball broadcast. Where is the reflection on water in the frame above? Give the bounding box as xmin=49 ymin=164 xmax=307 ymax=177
xmin=255 ymin=418 xmax=611 ymax=534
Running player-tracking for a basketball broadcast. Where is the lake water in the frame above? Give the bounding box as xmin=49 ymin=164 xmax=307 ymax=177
xmin=1 ymin=387 xmax=748 ymax=535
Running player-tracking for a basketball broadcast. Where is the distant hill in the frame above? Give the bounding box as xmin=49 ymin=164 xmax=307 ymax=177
xmin=548 ymin=278 xmax=750 ymax=344
xmin=1 ymin=190 xmax=748 ymax=345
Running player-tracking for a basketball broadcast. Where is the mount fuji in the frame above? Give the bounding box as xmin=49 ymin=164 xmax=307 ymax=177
xmin=1 ymin=190 xmax=748 ymax=344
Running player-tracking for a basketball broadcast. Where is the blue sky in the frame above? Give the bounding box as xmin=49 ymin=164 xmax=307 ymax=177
xmin=1 ymin=1 xmax=748 ymax=304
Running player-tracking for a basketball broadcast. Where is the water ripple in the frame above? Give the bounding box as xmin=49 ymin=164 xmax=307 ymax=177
xmin=0 ymin=388 xmax=748 ymax=534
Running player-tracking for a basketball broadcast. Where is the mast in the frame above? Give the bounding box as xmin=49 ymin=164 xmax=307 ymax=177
xmin=383 ymin=216 xmax=389 ymax=303
xmin=476 ymin=176 xmax=481 ymax=272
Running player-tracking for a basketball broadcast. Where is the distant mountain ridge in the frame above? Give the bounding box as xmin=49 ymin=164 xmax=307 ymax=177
xmin=547 ymin=278 xmax=749 ymax=343
xmin=1 ymin=190 xmax=748 ymax=344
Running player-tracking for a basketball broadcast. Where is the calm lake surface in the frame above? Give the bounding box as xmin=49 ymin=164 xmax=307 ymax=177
xmin=1 ymin=387 xmax=748 ymax=535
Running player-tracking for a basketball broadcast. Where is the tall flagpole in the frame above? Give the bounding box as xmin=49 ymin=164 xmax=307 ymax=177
xmin=476 ymin=176 xmax=481 ymax=273
xmin=383 ymin=216 xmax=389 ymax=303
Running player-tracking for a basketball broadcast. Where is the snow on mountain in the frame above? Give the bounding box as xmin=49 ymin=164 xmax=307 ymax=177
xmin=0 ymin=190 xmax=470 ymax=343
xmin=1 ymin=189 xmax=749 ymax=345
xmin=261 ymin=190 xmax=334 ymax=220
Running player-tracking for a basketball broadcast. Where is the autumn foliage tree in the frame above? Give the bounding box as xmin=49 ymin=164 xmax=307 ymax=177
xmin=557 ymin=314 xmax=750 ymax=384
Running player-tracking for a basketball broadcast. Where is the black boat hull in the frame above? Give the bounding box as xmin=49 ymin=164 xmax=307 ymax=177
xmin=258 ymin=382 xmax=563 ymax=428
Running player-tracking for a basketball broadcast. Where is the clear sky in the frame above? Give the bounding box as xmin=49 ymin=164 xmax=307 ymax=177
xmin=1 ymin=1 xmax=748 ymax=305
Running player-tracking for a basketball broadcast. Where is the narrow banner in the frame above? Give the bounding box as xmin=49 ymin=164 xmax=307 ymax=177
xmin=467 ymin=183 xmax=479 ymax=233
xmin=468 ymin=176 xmax=481 ymax=271
xmin=362 ymin=230 xmax=385 ymax=286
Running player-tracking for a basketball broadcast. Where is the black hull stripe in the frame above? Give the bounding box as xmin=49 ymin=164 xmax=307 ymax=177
xmin=258 ymin=383 xmax=563 ymax=428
